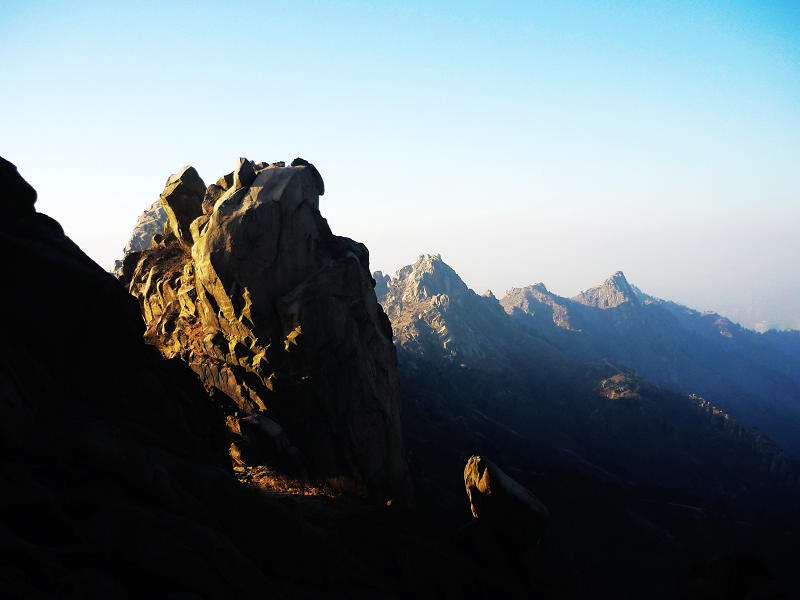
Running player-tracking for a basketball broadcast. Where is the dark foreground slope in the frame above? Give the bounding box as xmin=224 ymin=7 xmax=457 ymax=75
xmin=380 ymin=255 xmax=800 ymax=599
xmin=0 ymin=158 xmax=557 ymax=599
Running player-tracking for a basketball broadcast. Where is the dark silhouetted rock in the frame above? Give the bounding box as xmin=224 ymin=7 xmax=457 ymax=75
xmin=0 ymin=156 xmax=37 ymax=223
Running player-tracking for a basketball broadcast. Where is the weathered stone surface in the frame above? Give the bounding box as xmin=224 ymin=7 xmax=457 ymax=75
xmin=160 ymin=165 xmax=205 ymax=247
xmin=464 ymin=455 xmax=549 ymax=535
xmin=123 ymin=157 xmax=412 ymax=503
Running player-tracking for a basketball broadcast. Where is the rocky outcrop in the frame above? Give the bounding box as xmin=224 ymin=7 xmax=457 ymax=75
xmin=121 ymin=157 xmax=411 ymax=502
xmin=464 ymin=455 xmax=550 ymax=536
xmin=111 ymin=200 xmax=167 ymax=275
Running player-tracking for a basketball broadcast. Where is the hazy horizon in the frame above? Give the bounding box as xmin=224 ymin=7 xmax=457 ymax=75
xmin=2 ymin=1 xmax=798 ymax=330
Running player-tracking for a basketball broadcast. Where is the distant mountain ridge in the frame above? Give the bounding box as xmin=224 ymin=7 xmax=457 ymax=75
xmin=377 ymin=255 xmax=800 ymax=460
xmin=498 ymin=269 xmax=800 ymax=455
xmin=374 ymin=254 xmax=800 ymax=594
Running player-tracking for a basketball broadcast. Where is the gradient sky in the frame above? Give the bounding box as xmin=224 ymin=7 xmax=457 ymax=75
xmin=2 ymin=1 xmax=798 ymax=329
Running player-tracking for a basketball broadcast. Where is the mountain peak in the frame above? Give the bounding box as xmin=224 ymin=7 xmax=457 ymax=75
xmin=393 ymin=254 xmax=469 ymax=301
xmin=531 ymin=282 xmax=549 ymax=294
xmin=572 ymin=270 xmax=639 ymax=309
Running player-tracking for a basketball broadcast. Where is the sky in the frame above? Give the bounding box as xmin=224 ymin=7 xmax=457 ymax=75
xmin=2 ymin=0 xmax=798 ymax=330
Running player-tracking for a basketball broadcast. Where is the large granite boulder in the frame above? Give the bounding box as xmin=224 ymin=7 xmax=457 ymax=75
xmin=122 ymin=157 xmax=412 ymax=503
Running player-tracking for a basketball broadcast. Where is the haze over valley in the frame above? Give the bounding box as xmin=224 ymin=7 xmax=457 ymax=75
xmin=4 ymin=2 xmax=798 ymax=332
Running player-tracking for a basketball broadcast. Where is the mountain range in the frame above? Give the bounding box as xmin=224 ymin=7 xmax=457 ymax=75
xmin=4 ymin=154 xmax=799 ymax=599
xmin=377 ymin=255 xmax=800 ymax=457
xmin=376 ymin=254 xmax=800 ymax=595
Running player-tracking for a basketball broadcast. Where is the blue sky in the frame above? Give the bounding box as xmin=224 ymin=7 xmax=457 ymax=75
xmin=2 ymin=1 xmax=799 ymax=328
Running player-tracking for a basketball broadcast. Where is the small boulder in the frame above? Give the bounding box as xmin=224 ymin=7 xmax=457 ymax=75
xmin=464 ymin=455 xmax=549 ymax=538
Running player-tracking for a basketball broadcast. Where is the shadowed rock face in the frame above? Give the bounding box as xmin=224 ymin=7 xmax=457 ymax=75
xmin=0 ymin=157 xmax=37 ymax=222
xmin=121 ymin=157 xmax=411 ymax=502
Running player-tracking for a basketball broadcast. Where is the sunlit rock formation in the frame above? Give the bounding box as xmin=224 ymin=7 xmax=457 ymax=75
xmin=464 ymin=455 xmax=550 ymax=534
xmin=464 ymin=456 xmax=550 ymax=547
xmin=120 ymin=157 xmax=411 ymax=502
